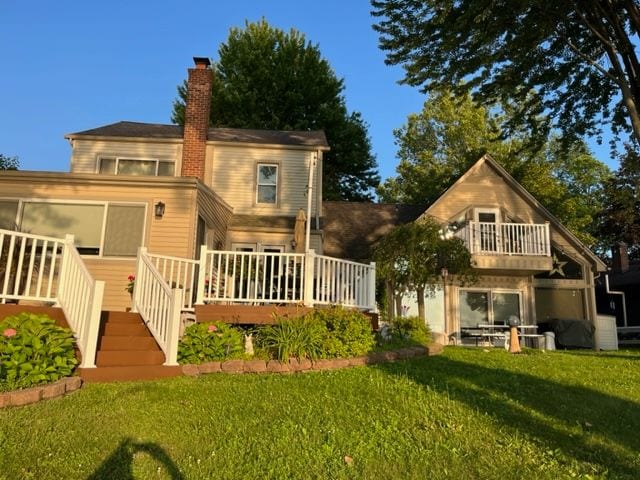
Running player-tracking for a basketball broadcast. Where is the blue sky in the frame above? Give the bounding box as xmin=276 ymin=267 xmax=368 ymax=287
xmin=0 ymin=1 xmax=616 ymax=183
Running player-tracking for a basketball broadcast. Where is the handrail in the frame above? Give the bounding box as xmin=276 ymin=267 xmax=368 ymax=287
xmin=57 ymin=235 xmax=104 ymax=369
xmin=147 ymin=252 xmax=198 ymax=311
xmin=133 ymin=247 xmax=181 ymax=365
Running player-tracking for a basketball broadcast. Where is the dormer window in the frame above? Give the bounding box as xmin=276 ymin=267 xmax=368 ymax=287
xmin=256 ymin=163 xmax=278 ymax=204
xmin=99 ymin=157 xmax=175 ymax=176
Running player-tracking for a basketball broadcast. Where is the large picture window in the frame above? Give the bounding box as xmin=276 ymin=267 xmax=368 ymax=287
xmin=256 ymin=164 xmax=278 ymax=204
xmin=99 ymin=157 xmax=175 ymax=177
xmin=11 ymin=200 xmax=145 ymax=257
xmin=459 ymin=289 xmax=521 ymax=328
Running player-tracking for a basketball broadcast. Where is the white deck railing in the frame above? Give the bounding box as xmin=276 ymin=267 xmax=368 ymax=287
xmin=313 ymin=254 xmax=376 ymax=309
xmin=0 ymin=229 xmax=104 ymax=368
xmin=198 ymin=248 xmax=306 ymax=305
xmin=196 ymin=247 xmax=376 ymax=310
xmin=133 ymin=247 xmax=182 ymax=365
xmin=457 ymin=222 xmax=550 ymax=256
xmin=57 ymin=235 xmax=104 ymax=369
xmin=147 ymin=253 xmax=198 ymax=311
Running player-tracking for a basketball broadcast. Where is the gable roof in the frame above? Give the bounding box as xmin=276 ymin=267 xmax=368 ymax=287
xmin=65 ymin=121 xmax=329 ymax=148
xmin=423 ymin=154 xmax=607 ymax=271
xmin=322 ymin=202 xmax=426 ymax=261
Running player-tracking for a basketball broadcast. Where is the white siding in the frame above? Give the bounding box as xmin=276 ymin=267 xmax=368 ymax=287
xmin=208 ymin=145 xmax=319 ymax=217
xmin=70 ymin=139 xmax=182 ymax=174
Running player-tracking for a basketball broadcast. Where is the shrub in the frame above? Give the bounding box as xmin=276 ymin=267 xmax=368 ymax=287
xmin=255 ymin=316 xmax=326 ymax=362
xmin=382 ymin=316 xmax=432 ymax=347
xmin=308 ymin=306 xmax=375 ymax=358
xmin=178 ymin=322 xmax=244 ymax=364
xmin=0 ymin=313 xmax=78 ymax=391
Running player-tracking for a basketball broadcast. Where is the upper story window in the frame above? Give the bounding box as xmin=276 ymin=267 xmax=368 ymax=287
xmin=256 ymin=163 xmax=278 ymax=204
xmin=99 ymin=157 xmax=175 ymax=176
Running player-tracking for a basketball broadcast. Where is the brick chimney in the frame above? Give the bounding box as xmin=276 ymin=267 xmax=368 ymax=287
xmin=612 ymin=242 xmax=629 ymax=273
xmin=181 ymin=57 xmax=213 ymax=180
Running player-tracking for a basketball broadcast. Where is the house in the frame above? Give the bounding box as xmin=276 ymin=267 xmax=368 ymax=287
xmin=595 ymin=243 xmax=640 ymax=343
xmin=323 ymin=155 xmax=607 ymax=347
xmin=0 ymin=58 xmax=375 ymax=379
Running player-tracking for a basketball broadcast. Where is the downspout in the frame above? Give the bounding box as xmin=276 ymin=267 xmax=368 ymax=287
xmin=605 ymin=274 xmax=628 ymax=327
xmin=305 ymin=152 xmax=317 ymax=252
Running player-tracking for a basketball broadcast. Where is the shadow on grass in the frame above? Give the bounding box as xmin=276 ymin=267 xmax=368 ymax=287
xmin=87 ymin=438 xmax=184 ymax=480
xmin=376 ymin=353 xmax=640 ymax=478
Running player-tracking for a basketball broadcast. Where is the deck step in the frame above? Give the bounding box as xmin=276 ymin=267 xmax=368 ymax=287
xmin=96 ymin=350 xmax=166 ymax=367
xmin=99 ymin=336 xmax=160 ymax=351
xmin=79 ymin=365 xmax=182 ymax=383
xmin=100 ymin=311 xmax=143 ymax=324
xmin=102 ymin=322 xmax=148 ymax=336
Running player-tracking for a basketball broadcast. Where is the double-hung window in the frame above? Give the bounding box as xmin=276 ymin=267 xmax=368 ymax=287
xmin=99 ymin=157 xmax=175 ymax=176
xmin=256 ymin=163 xmax=278 ymax=204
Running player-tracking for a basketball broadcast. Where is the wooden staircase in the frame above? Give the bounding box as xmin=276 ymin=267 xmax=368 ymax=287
xmin=79 ymin=311 xmax=182 ymax=383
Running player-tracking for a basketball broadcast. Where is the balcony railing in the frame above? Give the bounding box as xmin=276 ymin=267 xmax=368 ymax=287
xmin=455 ymin=221 xmax=551 ymax=256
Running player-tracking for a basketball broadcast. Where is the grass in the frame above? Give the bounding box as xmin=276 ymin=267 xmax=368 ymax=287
xmin=1 ymin=348 xmax=639 ymax=479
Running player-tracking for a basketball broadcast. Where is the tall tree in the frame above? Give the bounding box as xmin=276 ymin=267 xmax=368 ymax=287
xmin=374 ymin=217 xmax=474 ymax=320
xmin=172 ymin=19 xmax=379 ymax=201
xmin=598 ymin=145 xmax=640 ymax=259
xmin=0 ymin=154 xmax=18 ymax=170
xmin=378 ymin=90 xmax=611 ymax=247
xmin=371 ymin=1 xmax=640 ymax=152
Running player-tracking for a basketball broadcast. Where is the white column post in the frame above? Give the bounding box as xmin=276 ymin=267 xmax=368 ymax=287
xmin=544 ymin=222 xmax=551 ymax=256
xmin=132 ymin=246 xmax=146 ymax=313
xmin=303 ymin=249 xmax=316 ymax=307
xmin=196 ymin=245 xmax=208 ymax=305
xmin=368 ymin=262 xmax=377 ymax=311
xmin=55 ymin=234 xmax=75 ymax=306
xmin=164 ymin=287 xmax=183 ymax=366
xmin=80 ymin=280 xmax=104 ymax=369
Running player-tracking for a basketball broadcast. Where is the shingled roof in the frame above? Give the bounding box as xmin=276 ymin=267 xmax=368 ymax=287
xmin=65 ymin=121 xmax=329 ymax=148
xmin=322 ymin=202 xmax=426 ymax=261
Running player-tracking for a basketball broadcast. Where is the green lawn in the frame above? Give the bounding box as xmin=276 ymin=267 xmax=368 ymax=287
xmin=1 ymin=348 xmax=639 ymax=480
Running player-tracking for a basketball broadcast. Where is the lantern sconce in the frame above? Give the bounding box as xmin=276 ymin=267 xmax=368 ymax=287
xmin=154 ymin=201 xmax=166 ymax=218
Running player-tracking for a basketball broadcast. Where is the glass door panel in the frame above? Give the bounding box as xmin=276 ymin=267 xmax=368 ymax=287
xmin=492 ymin=292 xmax=520 ymax=325
xmin=459 ymin=291 xmax=489 ymax=328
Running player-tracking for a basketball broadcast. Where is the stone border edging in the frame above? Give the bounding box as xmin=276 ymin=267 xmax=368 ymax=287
xmin=0 ymin=376 xmax=83 ymax=409
xmin=182 ymin=343 xmax=444 ymax=377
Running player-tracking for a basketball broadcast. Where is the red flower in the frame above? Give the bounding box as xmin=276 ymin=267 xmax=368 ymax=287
xmin=208 ymin=324 xmax=218 ymax=332
xmin=128 ymin=275 xmax=135 ymax=282
xmin=3 ymin=328 xmax=17 ymax=338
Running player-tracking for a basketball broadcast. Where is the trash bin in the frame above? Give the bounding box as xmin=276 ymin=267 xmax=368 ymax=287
xmin=544 ymin=331 xmax=556 ymax=351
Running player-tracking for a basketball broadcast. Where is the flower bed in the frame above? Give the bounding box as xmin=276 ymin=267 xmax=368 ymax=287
xmin=180 ymin=343 xmax=444 ymax=377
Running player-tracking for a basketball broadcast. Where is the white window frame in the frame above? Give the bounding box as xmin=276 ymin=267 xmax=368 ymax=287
xmin=97 ymin=156 xmax=175 ymax=177
xmin=1 ymin=197 xmax=147 ymax=259
xmin=256 ymin=163 xmax=279 ymax=205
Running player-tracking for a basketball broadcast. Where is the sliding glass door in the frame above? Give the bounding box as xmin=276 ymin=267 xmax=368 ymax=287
xmin=459 ymin=289 xmax=521 ymax=328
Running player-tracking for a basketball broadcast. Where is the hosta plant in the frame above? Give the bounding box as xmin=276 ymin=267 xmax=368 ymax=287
xmin=178 ymin=321 xmax=244 ymax=364
xmin=0 ymin=312 xmax=78 ymax=391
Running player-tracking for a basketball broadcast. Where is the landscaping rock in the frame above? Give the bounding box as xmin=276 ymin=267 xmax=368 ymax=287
xmin=182 ymin=364 xmax=200 ymax=376
xmin=244 ymin=360 xmax=267 ymax=373
xmin=10 ymin=387 xmax=42 ymax=407
xmin=266 ymin=361 xmax=290 ymax=373
xmin=221 ymin=360 xmax=245 ymax=373
xmin=409 ymin=346 xmax=428 ymax=356
xmin=427 ymin=343 xmax=444 ymax=356
xmin=199 ymin=362 xmax=221 ymax=374
xmin=396 ymin=348 xmax=415 ymax=359
xmin=0 ymin=392 xmax=10 ymax=408
xmin=65 ymin=376 xmax=83 ymax=392
xmin=348 ymin=356 xmax=368 ymax=367
xmin=42 ymin=380 xmax=66 ymax=399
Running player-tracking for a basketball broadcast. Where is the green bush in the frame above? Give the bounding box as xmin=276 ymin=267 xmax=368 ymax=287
xmin=309 ymin=306 xmax=376 ymax=358
xmin=0 ymin=313 xmax=78 ymax=391
xmin=255 ymin=316 xmax=326 ymax=362
xmin=178 ymin=322 xmax=245 ymax=364
xmin=382 ymin=316 xmax=432 ymax=347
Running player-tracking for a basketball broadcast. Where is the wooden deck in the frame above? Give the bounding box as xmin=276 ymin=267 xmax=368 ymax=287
xmin=194 ymin=304 xmax=312 ymax=324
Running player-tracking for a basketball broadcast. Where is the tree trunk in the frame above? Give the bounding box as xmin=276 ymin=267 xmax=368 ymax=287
xmin=416 ymin=285 xmax=426 ymax=321
xmin=395 ymin=293 xmax=403 ymax=318
xmin=386 ymin=280 xmax=395 ymax=320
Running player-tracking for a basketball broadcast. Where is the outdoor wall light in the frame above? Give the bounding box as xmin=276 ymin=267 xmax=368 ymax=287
xmin=154 ymin=201 xmax=166 ymax=218
xmin=290 ymin=239 xmax=297 ymax=250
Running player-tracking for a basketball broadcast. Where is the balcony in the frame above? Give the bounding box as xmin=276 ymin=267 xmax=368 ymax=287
xmin=454 ymin=221 xmax=553 ymax=273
